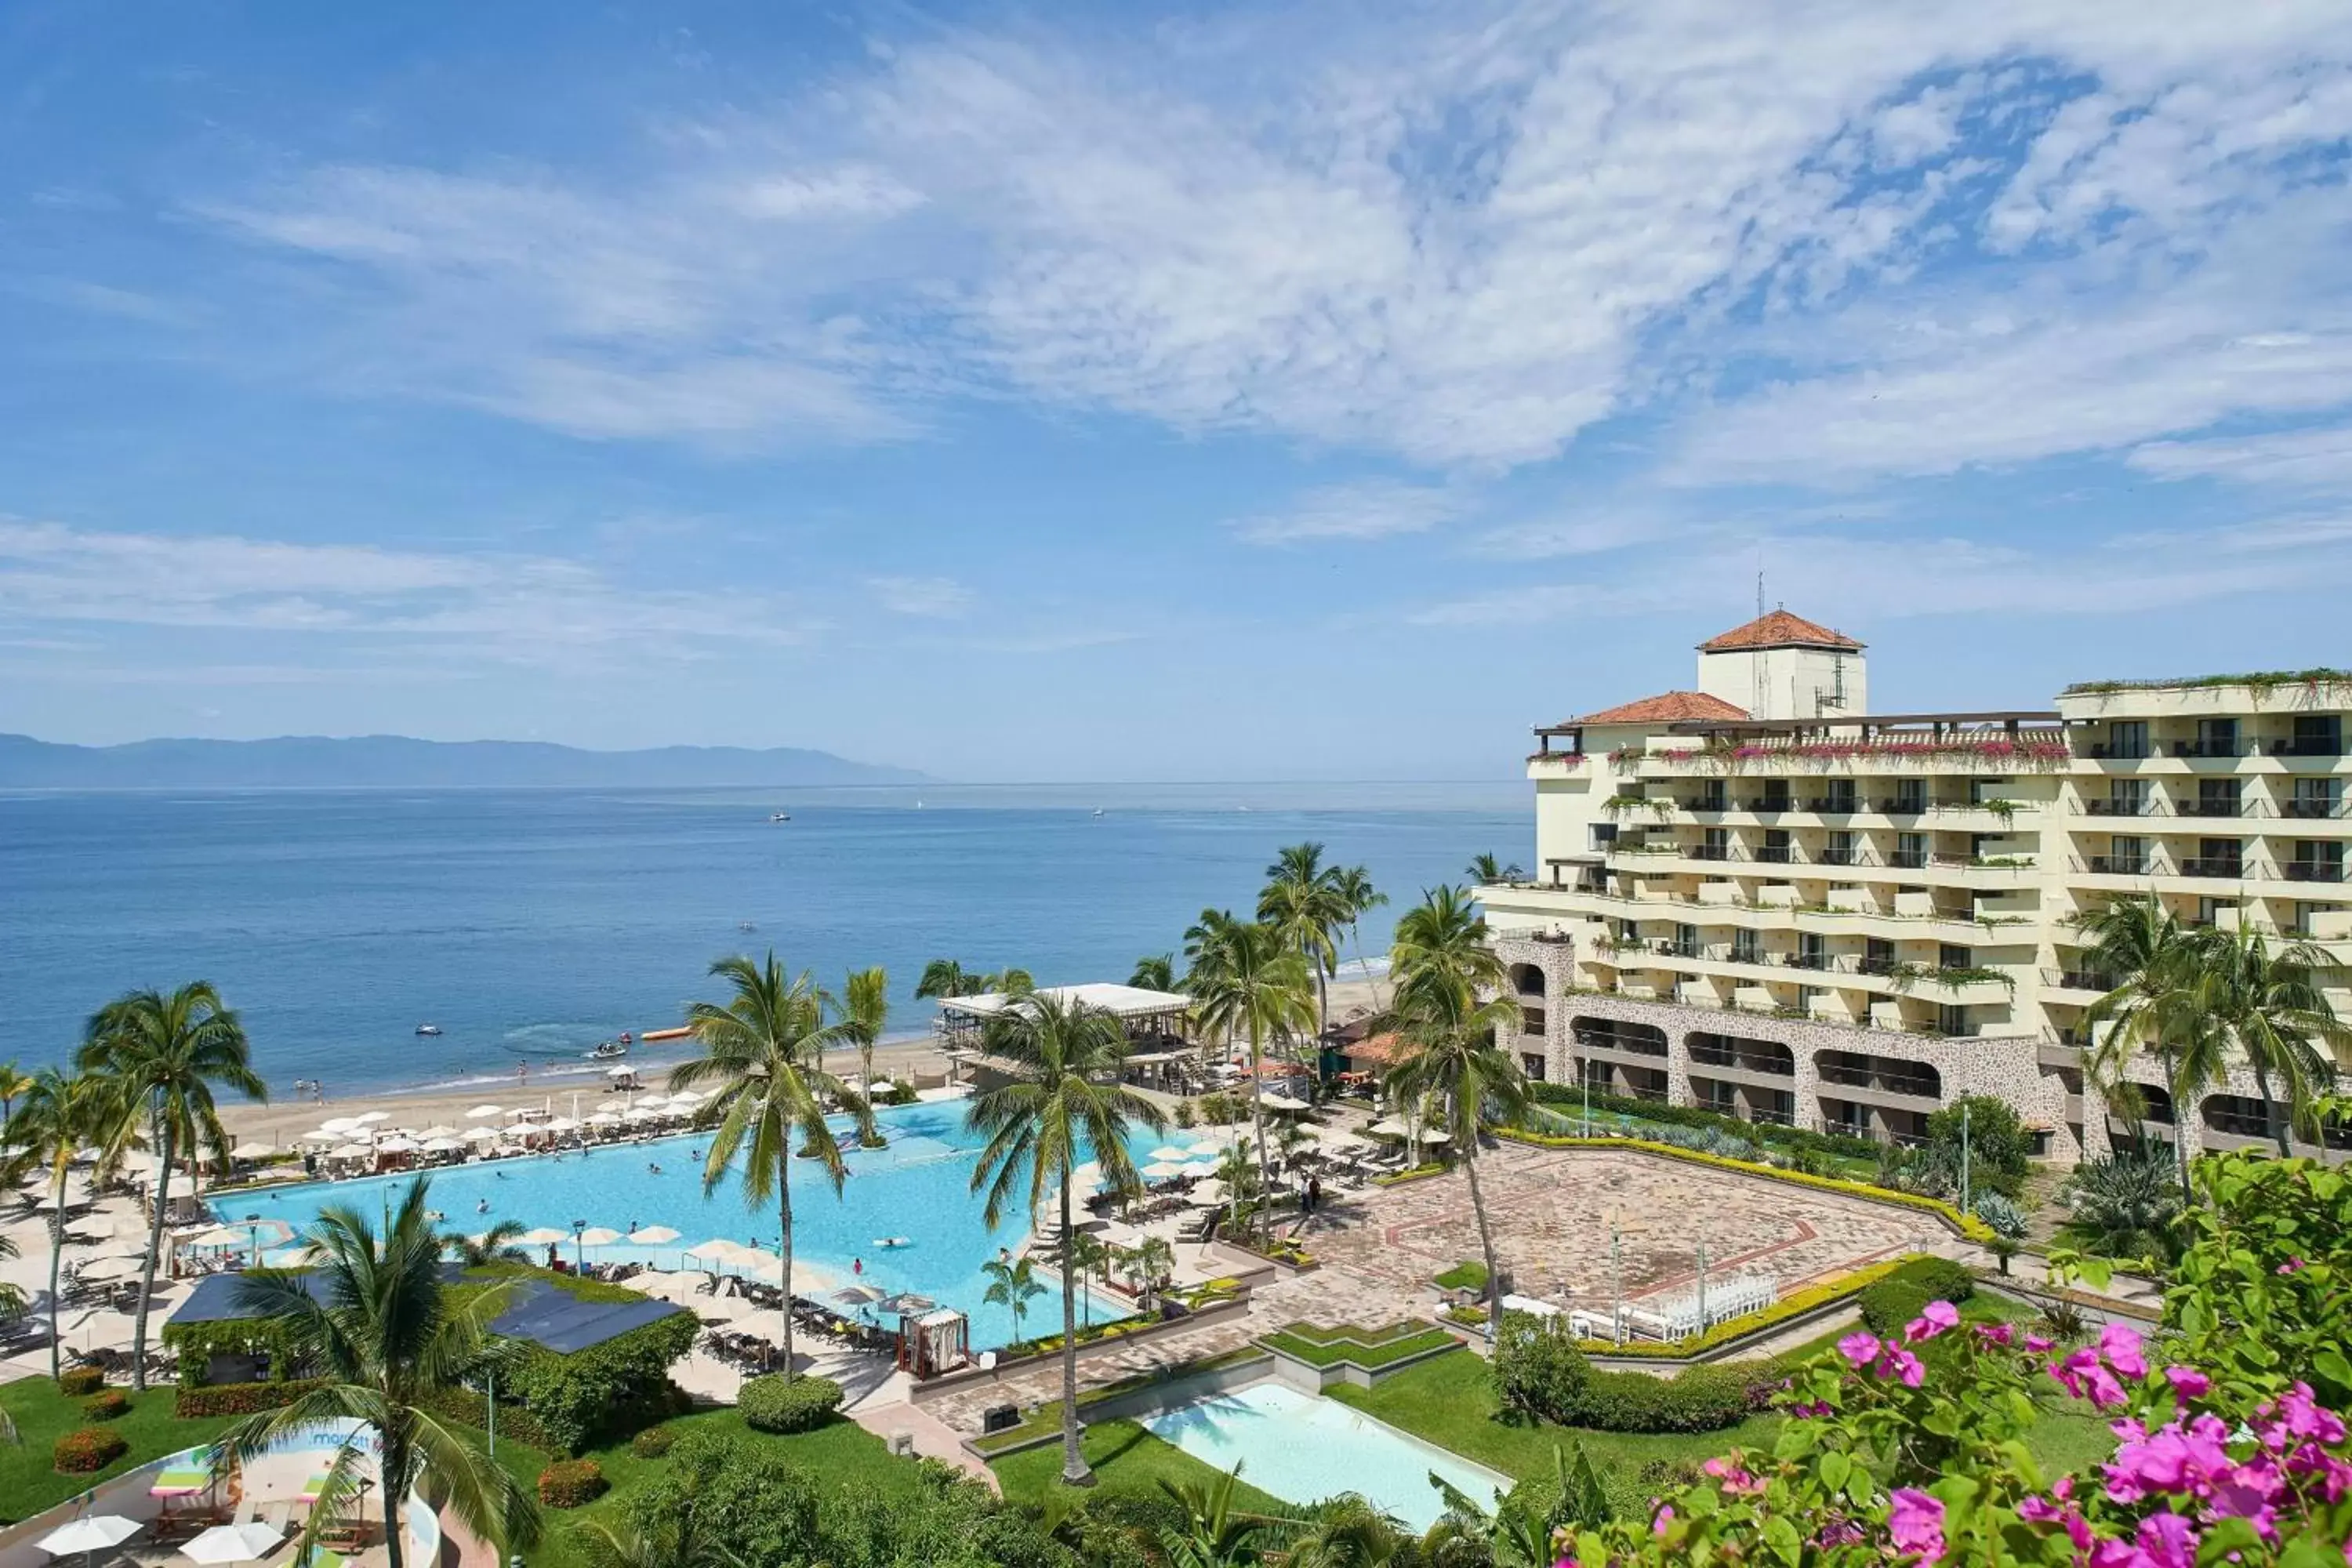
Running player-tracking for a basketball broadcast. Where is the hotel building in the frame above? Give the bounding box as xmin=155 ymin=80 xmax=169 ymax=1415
xmin=1479 ymin=610 xmax=2350 ymax=1165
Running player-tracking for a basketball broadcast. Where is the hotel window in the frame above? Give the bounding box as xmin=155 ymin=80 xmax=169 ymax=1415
xmin=1761 ymin=829 xmax=1791 ymax=863
xmin=2289 ymin=715 xmax=2343 ymax=757
xmin=1939 ymin=944 xmax=1973 ymax=970
xmin=2291 ymin=842 xmax=2346 ymax=884
xmin=1698 ymin=779 xmax=1727 ymax=811
xmin=1697 ymin=1080 xmax=1737 ymax=1113
xmin=1700 ymin=827 xmax=1729 ymax=860
xmin=1825 ymin=829 xmax=1857 ymax=865
xmin=1798 ymin=932 xmax=1828 ymax=969
xmin=1520 ymin=1052 xmax=1547 ymax=1082
xmin=1758 ymin=779 xmax=1791 ymax=812
xmin=1732 ymin=928 xmax=1762 ymax=965
xmin=1937 ymin=1004 xmax=1969 ymax=1038
xmin=1864 ymin=937 xmax=1896 ymax=975
xmin=2106 ymin=721 xmax=2149 ymax=759
xmin=2191 ymin=717 xmax=2238 ymax=757
xmin=1893 ymin=779 xmax=1927 ymax=813
xmin=2194 ymin=779 xmax=2241 ymax=817
xmin=2290 ymin=778 xmax=2342 ymax=818
xmin=1824 ymin=779 xmax=1857 ymax=812
xmin=2105 ymin=779 xmax=2146 ymax=815
xmin=2195 ymin=896 xmax=2235 ymax=928
xmin=2109 ymin=834 xmax=2147 ymax=873
xmin=1674 ymin=923 xmax=1700 ymax=958
xmin=1894 ymin=831 xmax=1928 ymax=868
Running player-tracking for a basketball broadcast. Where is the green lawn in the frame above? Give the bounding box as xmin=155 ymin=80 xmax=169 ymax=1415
xmin=495 ymin=1407 xmax=922 ymax=1568
xmin=1258 ymin=1321 xmax=1458 ymax=1369
xmin=991 ymin=1417 xmax=1290 ymax=1515
xmin=0 ymin=1378 xmax=237 ymax=1525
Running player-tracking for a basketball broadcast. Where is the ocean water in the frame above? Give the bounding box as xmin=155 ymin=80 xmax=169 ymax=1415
xmin=221 ymin=1101 xmax=1160 ymax=1348
xmin=0 ymin=782 xmax=1523 ymax=1094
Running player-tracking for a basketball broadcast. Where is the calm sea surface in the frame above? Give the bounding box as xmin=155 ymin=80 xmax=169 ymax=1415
xmin=0 ymin=782 xmax=1525 ymax=1094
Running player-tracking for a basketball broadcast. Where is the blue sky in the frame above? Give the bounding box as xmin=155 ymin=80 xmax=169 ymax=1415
xmin=2 ymin=1 xmax=2348 ymax=782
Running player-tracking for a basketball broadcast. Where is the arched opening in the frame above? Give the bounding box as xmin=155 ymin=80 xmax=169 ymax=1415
xmin=1686 ymin=1032 xmax=1795 ymax=1076
xmin=1508 ymin=963 xmax=1545 ymax=998
xmin=1817 ymin=1049 xmax=1940 ymax=1100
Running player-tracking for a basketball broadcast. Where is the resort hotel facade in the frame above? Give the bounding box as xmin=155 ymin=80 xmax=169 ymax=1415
xmin=1477 ymin=610 xmax=2350 ymax=1167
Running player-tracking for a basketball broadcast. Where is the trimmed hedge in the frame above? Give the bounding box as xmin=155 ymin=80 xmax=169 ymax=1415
xmin=1528 ymin=1084 xmax=1883 ymax=1163
xmin=1494 ymin=1127 xmax=1995 ymax=1243
xmin=1494 ymin=1312 xmax=1761 ymax=1435
xmin=82 ymin=1389 xmax=130 ymax=1421
xmin=56 ymin=1367 xmax=104 ymax=1397
xmin=630 ymin=1425 xmax=677 ymax=1458
xmin=175 ymin=1377 xmax=328 ymax=1419
xmin=739 ymin=1373 xmax=844 ymax=1434
xmin=1258 ymin=1321 xmax=1459 ymax=1370
xmin=53 ymin=1426 xmax=129 ymax=1473
xmin=536 ymin=1458 xmax=608 ymax=1508
xmin=500 ymin=1307 xmax=697 ymax=1454
xmin=417 ymin=1385 xmax=558 ymax=1455
xmin=1860 ymin=1280 xmax=1933 ymax=1338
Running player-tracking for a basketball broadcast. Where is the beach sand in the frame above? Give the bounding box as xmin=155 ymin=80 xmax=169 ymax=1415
xmin=216 ymin=975 xmax=1391 ymax=1144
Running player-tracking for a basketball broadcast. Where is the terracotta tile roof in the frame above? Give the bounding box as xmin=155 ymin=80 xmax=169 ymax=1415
xmin=1343 ymin=1033 xmax=1418 ymax=1069
xmin=1572 ymin=690 xmax=1751 ymax=725
xmin=1697 ymin=608 xmax=1864 ymax=653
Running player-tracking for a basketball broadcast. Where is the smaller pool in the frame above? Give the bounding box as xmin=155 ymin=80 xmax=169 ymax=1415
xmin=1140 ymin=1381 xmax=1509 ymax=1530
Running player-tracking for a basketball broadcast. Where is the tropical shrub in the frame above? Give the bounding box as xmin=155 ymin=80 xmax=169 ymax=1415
xmin=82 ymin=1388 xmax=130 ymax=1421
xmin=1493 ymin=1310 xmax=1590 ymax=1423
xmin=738 ymin=1372 xmax=844 ymax=1433
xmin=174 ymin=1377 xmax=328 ymax=1418
xmin=1922 ymin=1094 xmax=2033 ymax=1198
xmin=53 ymin=1426 xmax=129 ymax=1472
xmin=630 ymin=1424 xmax=677 ymax=1458
xmin=56 ymin=1366 xmax=103 ymax=1397
xmin=1891 ymin=1255 xmax=1974 ymax=1305
xmin=1491 ymin=1312 xmax=1751 ymax=1433
xmin=535 ymin=1457 xmax=608 ymax=1508
xmin=624 ymin=1429 xmax=822 ymax=1565
xmin=1555 ymin=1145 xmax=2352 ymax=1568
xmin=2060 ymin=1152 xmax=2184 ymax=1263
xmin=1972 ymin=1190 xmax=2030 ymax=1240
xmin=1859 ymin=1279 xmax=1933 ymax=1339
xmin=1172 ymin=1098 xmax=1197 ymax=1129
xmin=503 ymin=1309 xmax=696 ymax=1453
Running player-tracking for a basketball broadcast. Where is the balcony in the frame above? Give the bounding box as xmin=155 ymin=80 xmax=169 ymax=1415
xmin=2179 ymin=799 xmax=2243 ymax=818
xmin=1690 ymin=844 xmax=1730 ymax=862
xmin=2284 ymin=799 xmax=2349 ymax=819
xmin=2084 ymin=854 xmax=2151 ymax=875
xmin=1754 ymin=845 xmax=1795 ymax=864
xmin=2085 ymin=743 xmax=2151 ymax=760
xmin=2083 ymin=798 xmax=2151 ymax=816
xmin=2045 ymin=968 xmax=2116 ymax=993
xmin=2285 ymin=862 xmax=2347 ymax=884
xmin=1889 ymin=849 xmax=1929 ymax=869
xmin=2170 ymin=740 xmax=2241 ymax=759
xmin=2178 ymin=857 xmax=2244 ymax=879
xmin=2268 ymin=738 xmax=2346 ymax=758
xmin=1875 ymin=797 xmax=1929 ymax=815
xmin=1818 ymin=846 xmax=1860 ymax=866
xmin=1804 ymin=796 xmax=1859 ymax=814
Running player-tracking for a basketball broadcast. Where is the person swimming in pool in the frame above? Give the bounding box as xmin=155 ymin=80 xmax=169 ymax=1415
xmin=476 ymin=1198 xmax=489 ymax=1214
xmin=648 ymin=1162 xmax=662 ymax=1175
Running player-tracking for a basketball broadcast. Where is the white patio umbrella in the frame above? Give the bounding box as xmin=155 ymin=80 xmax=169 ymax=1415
xmin=293 ymin=1129 xmax=340 ymax=1145
xmin=38 ymin=1515 xmax=143 ymax=1560
xmin=865 ymin=1078 xmax=894 ymax=1093
xmin=684 ymin=1239 xmax=741 ymax=1262
xmin=604 ymin=1065 xmax=636 ymax=1080
xmin=543 ymin=1116 xmax=581 ymax=1134
xmin=1418 ymin=1128 xmax=1451 ymax=1144
xmin=1141 ymin=1161 xmax=1190 ymax=1179
xmin=228 ymin=1141 xmax=276 ymax=1160
xmin=587 ymin=1112 xmax=622 ymax=1127
xmin=629 ymin=1225 xmax=681 ymax=1244
xmin=376 ymin=1137 xmax=419 ymax=1154
xmin=516 ymin=1228 xmax=571 ymax=1247
xmin=464 ymin=1104 xmax=503 ymax=1120
xmin=180 ymin=1225 xmax=246 ymax=1248
xmin=421 ymin=1137 xmax=463 ymax=1154
xmin=732 ymin=1246 xmax=781 ymax=1269
xmin=463 ymin=1125 xmax=503 ymax=1142
xmin=666 ymin=1089 xmax=703 ymax=1106
xmin=352 ymin=1111 xmax=391 ymax=1125
xmin=327 ymin=1143 xmax=373 ymax=1161
xmin=318 ymin=1116 xmax=360 ymax=1133
xmin=1149 ymin=1145 xmax=1193 ymax=1162
xmin=596 ymin=1097 xmax=629 ymax=1112
xmin=575 ymin=1227 xmax=624 ymax=1248
xmin=835 ymin=1283 xmax=886 ymax=1306
xmin=1185 ymin=1181 xmax=1229 ymax=1207
xmin=418 ymin=1124 xmax=461 ymax=1140
xmin=1366 ymin=1118 xmax=1410 ymax=1138
xmin=1261 ymin=1092 xmax=1313 ymax=1112
xmin=179 ymin=1521 xmax=285 ymax=1564
xmin=625 ymin=1105 xmax=666 ymax=1123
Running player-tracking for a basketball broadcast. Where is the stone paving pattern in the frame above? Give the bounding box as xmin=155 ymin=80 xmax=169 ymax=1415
xmin=916 ymin=1137 xmax=1947 ymax=1435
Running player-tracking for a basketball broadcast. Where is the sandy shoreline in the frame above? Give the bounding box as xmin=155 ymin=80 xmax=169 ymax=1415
xmin=212 ymin=975 xmax=1388 ymax=1145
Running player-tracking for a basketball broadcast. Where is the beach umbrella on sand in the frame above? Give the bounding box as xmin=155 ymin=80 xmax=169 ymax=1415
xmin=1366 ymin=1118 xmax=1410 ymax=1138
xmin=353 ymin=1111 xmax=390 ymax=1126
xmin=376 ymin=1137 xmax=419 ymax=1154
xmin=877 ymin=1291 xmax=935 ymax=1316
xmin=543 ymin=1116 xmax=580 ymax=1134
xmin=327 ymin=1144 xmax=373 ymax=1161
xmin=293 ymin=1129 xmax=339 ymax=1145
xmin=685 ymin=1239 xmax=742 ymax=1262
xmin=178 ymin=1522 xmax=285 ymax=1565
xmin=629 ymin=1225 xmax=681 ymax=1245
xmin=464 ymin=1105 xmax=503 ymax=1120
xmin=419 ymin=1125 xmax=460 ymax=1140
xmin=421 ymin=1137 xmax=463 ymax=1154
xmin=516 ymin=1228 xmax=570 ymax=1247
xmin=228 ymin=1141 xmax=275 ymax=1161
xmin=462 ymin=1125 xmax=503 ymax=1142
xmin=587 ymin=1111 xmax=622 ymax=1127
xmin=666 ymin=1089 xmax=703 ymax=1106
xmin=319 ymin=1116 xmax=360 ymax=1132
xmin=835 ymin=1283 xmax=885 ymax=1307
xmin=1185 ymin=1178 xmax=1229 ymax=1207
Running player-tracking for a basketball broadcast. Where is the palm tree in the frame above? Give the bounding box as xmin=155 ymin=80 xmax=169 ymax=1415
xmin=982 ymin=967 xmax=1037 ymax=994
xmin=223 ymin=1177 xmax=539 ymax=1568
xmin=1428 ymin=1444 xmax=1611 ymax=1566
xmin=1185 ymin=914 xmax=1314 ymax=1236
xmin=2174 ymin=924 xmax=2349 ymax=1156
xmin=1158 ymin=1465 xmax=1273 ymax=1568
xmin=1065 ymin=1232 xmax=1114 ymax=1327
xmin=1260 ymin=842 xmax=1352 ymax=1040
xmin=1387 ymin=896 xmax=1530 ymax=1342
xmin=0 ymin=1060 xmax=29 ymax=1131
xmin=2058 ymin=1152 xmax=2184 ymax=1265
xmin=1465 ymin=853 xmax=1525 ymax=885
xmin=1129 ymin=953 xmax=1179 ymax=992
xmin=441 ymin=1218 xmax=530 ymax=1268
xmin=1334 ymin=866 xmax=1387 ymax=1005
xmin=967 ymin=990 xmax=1166 ymax=1486
xmin=2082 ymin=896 xmax=2208 ymax=1198
xmin=981 ymin=1253 xmax=1047 ymax=1343
xmin=674 ymin=953 xmax=869 ymax=1381
xmin=4 ymin=1068 xmax=111 ymax=1378
xmin=77 ymin=982 xmax=266 ymax=1391
xmin=1280 ymin=1494 xmax=1420 ymax=1568
xmin=914 ymin=959 xmax=982 ymax=1000
xmin=1121 ymin=1234 xmax=1175 ymax=1308
xmin=837 ymin=966 xmax=891 ymax=1098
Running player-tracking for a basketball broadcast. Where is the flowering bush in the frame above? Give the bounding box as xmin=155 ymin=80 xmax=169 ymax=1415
xmin=52 ymin=1425 xmax=129 ymax=1473
xmin=1552 ymin=1149 xmax=2352 ymax=1568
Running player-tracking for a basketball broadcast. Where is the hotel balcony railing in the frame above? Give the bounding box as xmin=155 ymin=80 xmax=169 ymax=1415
xmin=1747 ymin=1105 xmax=1797 ymax=1127
xmin=2044 ymin=968 xmax=2117 ymax=992
xmin=2085 ymin=743 xmax=2151 ymax=760
xmin=2170 ymin=739 xmax=2241 ymax=758
xmin=1744 ymin=797 xmax=1794 ymax=814
xmin=1875 ymin=797 xmax=1931 ymax=815
xmin=2285 ymin=862 xmax=2348 ymax=884
xmin=2179 ymin=857 xmax=2244 ymax=878
xmin=1754 ymin=845 xmax=1795 ymax=864
xmin=1888 ymin=849 xmax=1929 ymax=869
xmin=1690 ymin=844 xmax=1730 ymax=862
xmin=1820 ymin=1065 xmax=1942 ymax=1098
xmin=2180 ymin=799 xmax=2244 ymax=818
xmin=2267 ymin=738 xmax=2346 ymax=757
xmin=2082 ymin=854 xmax=2151 ymax=875
xmin=1804 ymin=796 xmax=1860 ymax=813
xmin=2083 ymin=797 xmax=2154 ymax=816
xmin=1818 ymin=846 xmax=1860 ymax=866
xmin=2283 ymin=798 xmax=2350 ymax=818
xmin=1690 ymin=1045 xmax=1798 ymax=1076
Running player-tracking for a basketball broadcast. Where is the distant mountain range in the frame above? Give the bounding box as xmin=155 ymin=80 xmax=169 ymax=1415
xmin=0 ymin=733 xmax=926 ymax=789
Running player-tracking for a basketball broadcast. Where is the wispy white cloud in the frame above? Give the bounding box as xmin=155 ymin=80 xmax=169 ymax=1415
xmin=1229 ymin=481 xmax=1465 ymax=545
xmin=867 ymin=575 xmax=972 ymax=617
xmin=2129 ymin=424 xmax=2352 ymax=490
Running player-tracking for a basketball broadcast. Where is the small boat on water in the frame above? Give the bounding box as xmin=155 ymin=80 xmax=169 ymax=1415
xmin=415 ymin=1023 xmax=443 ymax=1036
xmin=769 ymin=811 xmax=791 ymax=822
xmin=1091 ymin=808 xmax=1104 ymax=817
xmin=588 ymin=1040 xmax=629 ymax=1062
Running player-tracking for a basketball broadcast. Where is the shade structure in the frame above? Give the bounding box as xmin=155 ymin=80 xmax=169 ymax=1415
xmin=543 ymin=1116 xmax=580 ymax=1134
xmin=575 ymin=1227 xmax=624 ymax=1247
xmin=835 ymin=1283 xmax=885 ymax=1306
xmin=1261 ymin=1092 xmax=1313 ymax=1112
xmin=684 ymin=1239 xmax=742 ymax=1261
xmin=731 ymin=1247 xmax=780 ymax=1270
xmin=624 ymin=1105 xmax=666 ymax=1123
xmin=326 ymin=1144 xmax=373 ymax=1161
xmin=180 ymin=1225 xmax=246 ymax=1248
xmin=596 ymin=1097 xmax=628 ymax=1112
xmin=865 ymin=1079 xmax=894 ymax=1093
xmin=352 ymin=1111 xmax=391 ymax=1125
xmin=604 ymin=1065 xmax=636 ymax=1080
xmin=179 ymin=1522 xmax=285 ymax=1564
xmin=1141 ymin=1161 xmax=1190 ymax=1179
xmin=587 ymin=1111 xmax=622 ymax=1127
xmin=228 ymin=1141 xmax=275 ymax=1160
xmin=462 ymin=1126 xmax=503 ymax=1142
xmin=1418 ymin=1128 xmax=1450 ymax=1143
xmin=1149 ymin=1146 xmax=1193 ymax=1162
xmin=39 ymin=1516 xmax=142 ymax=1555
xmin=375 ymin=1137 xmax=419 ymax=1154
xmin=421 ymin=1137 xmax=463 ymax=1153
xmin=516 ymin=1227 xmax=571 ymax=1246
xmin=293 ymin=1130 xmax=340 ymax=1145
xmin=666 ymin=1089 xmax=703 ymax=1106
xmin=1185 ymin=1186 xmax=1229 ymax=1208
xmin=629 ymin=1225 xmax=681 ymax=1245
xmin=877 ymin=1291 xmax=936 ymax=1316
xmin=464 ymin=1104 xmax=503 ymax=1119
xmin=318 ymin=1116 xmax=360 ymax=1133
xmin=1366 ymin=1118 xmax=1410 ymax=1138
xmin=419 ymin=1124 xmax=460 ymax=1139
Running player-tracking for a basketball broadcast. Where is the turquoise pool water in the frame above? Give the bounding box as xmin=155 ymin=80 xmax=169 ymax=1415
xmin=1142 ymin=1382 xmax=1510 ymax=1530
xmin=217 ymin=1100 xmax=1155 ymax=1348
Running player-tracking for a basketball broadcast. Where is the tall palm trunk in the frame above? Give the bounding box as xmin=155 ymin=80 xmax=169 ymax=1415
xmin=381 ymin=1437 xmax=409 ymax=1568
xmin=2159 ymin=1047 xmax=2192 ymax=1203
xmin=1312 ymin=957 xmax=1329 ymax=1046
xmin=778 ymin=1164 xmax=797 ymax=1380
xmin=1247 ymin=1021 xmax=1270 ymax=1243
xmin=1057 ymin=1174 xmax=1091 ymax=1486
xmin=46 ymin=1189 xmax=67 ymax=1381
xmin=132 ymin=1114 xmax=173 ymax=1392
xmin=2252 ymin=1063 xmax=2292 ymax=1158
xmin=1464 ymin=1132 xmax=1506 ymax=1344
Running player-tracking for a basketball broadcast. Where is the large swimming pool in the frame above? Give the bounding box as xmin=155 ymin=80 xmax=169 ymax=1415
xmin=217 ymin=1100 xmax=1160 ymax=1348
xmin=1142 ymin=1382 xmax=1510 ymax=1530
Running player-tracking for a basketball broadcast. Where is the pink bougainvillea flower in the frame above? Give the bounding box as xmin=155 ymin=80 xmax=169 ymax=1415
xmin=1887 ymin=1489 xmax=1947 ymax=1564
xmin=2025 ymin=1334 xmax=2054 ymax=1354
xmin=1905 ymin=1300 xmax=1961 ymax=1343
xmin=2276 ymin=1382 xmax=2348 ymax=1444
xmin=1974 ymin=1322 xmax=2014 ymax=1348
xmin=2164 ymin=1367 xmax=2211 ymax=1399
xmin=1838 ymin=1330 xmax=1881 ymax=1368
xmin=2100 ymin=1322 xmax=2149 ymax=1380
xmin=2134 ymin=1512 xmax=2198 ymax=1568
xmin=2053 ymin=1347 xmax=2128 ymax=1409
xmin=2276 ymin=1257 xmax=2307 ymax=1275
xmin=1652 ymin=1504 xmax=1675 ymax=1537
xmin=1882 ymin=1345 xmax=1926 ymax=1388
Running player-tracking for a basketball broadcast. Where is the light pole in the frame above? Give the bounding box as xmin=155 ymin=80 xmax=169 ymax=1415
xmin=571 ymin=1218 xmax=586 ymax=1272
xmin=1960 ymin=1101 xmax=1972 ymax=1218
